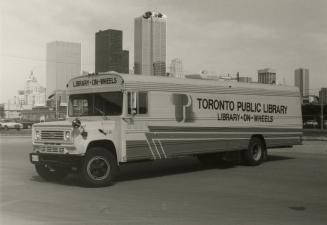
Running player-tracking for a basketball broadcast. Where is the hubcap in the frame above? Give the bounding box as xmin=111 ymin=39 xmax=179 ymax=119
xmin=252 ymin=144 xmax=262 ymax=161
xmin=87 ymin=156 xmax=110 ymax=181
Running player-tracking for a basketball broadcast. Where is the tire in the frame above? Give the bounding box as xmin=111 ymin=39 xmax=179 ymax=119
xmin=242 ymin=137 xmax=266 ymax=166
xmin=79 ymin=147 xmax=118 ymax=187
xmin=35 ymin=164 xmax=68 ymax=181
xmin=197 ymin=153 xmax=224 ymax=166
xmin=4 ymin=126 xmax=8 ymax=131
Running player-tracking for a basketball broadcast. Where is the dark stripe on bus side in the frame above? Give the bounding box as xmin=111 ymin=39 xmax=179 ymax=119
xmin=148 ymin=126 xmax=302 ymax=133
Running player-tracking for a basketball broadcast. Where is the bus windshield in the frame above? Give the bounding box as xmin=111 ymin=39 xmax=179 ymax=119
xmin=69 ymin=92 xmax=123 ymax=117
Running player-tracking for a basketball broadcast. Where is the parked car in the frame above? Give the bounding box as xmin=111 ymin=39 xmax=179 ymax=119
xmin=20 ymin=121 xmax=35 ymax=129
xmin=0 ymin=119 xmax=23 ymax=130
xmin=303 ymin=120 xmax=318 ymax=129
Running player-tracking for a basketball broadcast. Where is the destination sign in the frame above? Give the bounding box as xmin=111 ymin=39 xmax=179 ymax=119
xmin=71 ymin=76 xmax=121 ymax=88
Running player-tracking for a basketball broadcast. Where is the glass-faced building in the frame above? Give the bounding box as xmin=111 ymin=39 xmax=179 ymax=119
xmin=46 ymin=41 xmax=81 ymax=98
xmin=258 ymin=68 xmax=276 ymax=85
xmin=95 ymin=29 xmax=129 ymax=74
xmin=170 ymin=58 xmax=183 ymax=78
xmin=294 ymin=68 xmax=309 ymax=98
xmin=134 ymin=11 xmax=167 ymax=76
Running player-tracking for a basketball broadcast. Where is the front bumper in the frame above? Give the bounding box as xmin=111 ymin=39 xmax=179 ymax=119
xmin=29 ymin=153 xmax=83 ymax=169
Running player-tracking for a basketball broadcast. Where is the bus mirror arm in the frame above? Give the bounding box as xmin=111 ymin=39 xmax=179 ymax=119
xmin=122 ymin=116 xmax=134 ymax=124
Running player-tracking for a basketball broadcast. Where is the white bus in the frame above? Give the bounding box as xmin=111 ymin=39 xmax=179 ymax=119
xmin=30 ymin=72 xmax=302 ymax=187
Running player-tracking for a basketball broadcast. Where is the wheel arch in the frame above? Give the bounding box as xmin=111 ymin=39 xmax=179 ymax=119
xmin=250 ymin=134 xmax=267 ymax=150
xmin=86 ymin=139 xmax=118 ymax=162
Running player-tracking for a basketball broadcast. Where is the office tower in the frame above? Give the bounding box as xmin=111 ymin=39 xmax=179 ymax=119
xmin=258 ymin=68 xmax=276 ymax=84
xmin=170 ymin=58 xmax=183 ymax=78
xmin=95 ymin=29 xmax=129 ymax=74
xmin=46 ymin=41 xmax=81 ymax=98
xmin=134 ymin=11 xmax=167 ymax=76
xmin=294 ymin=68 xmax=309 ymax=98
xmin=121 ymin=50 xmax=129 ymax=74
xmin=319 ymin=88 xmax=327 ymax=105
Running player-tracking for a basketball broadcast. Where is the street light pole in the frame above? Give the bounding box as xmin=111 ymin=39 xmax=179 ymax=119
xmin=55 ymin=92 xmax=58 ymax=120
xmin=321 ymin=93 xmax=324 ymax=131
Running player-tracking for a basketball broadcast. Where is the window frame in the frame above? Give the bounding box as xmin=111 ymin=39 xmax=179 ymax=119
xmin=127 ymin=91 xmax=148 ymax=116
xmin=68 ymin=91 xmax=123 ymax=117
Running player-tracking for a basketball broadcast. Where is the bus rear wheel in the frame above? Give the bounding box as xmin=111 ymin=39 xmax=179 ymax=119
xmin=242 ymin=137 xmax=266 ymax=166
xmin=79 ymin=147 xmax=118 ymax=187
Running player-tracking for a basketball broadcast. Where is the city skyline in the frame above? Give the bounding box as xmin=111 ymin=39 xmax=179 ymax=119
xmin=1 ymin=0 xmax=327 ymax=102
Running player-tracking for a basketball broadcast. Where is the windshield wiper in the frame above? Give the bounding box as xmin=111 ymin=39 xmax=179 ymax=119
xmin=95 ymin=107 xmax=109 ymax=120
xmin=95 ymin=107 xmax=105 ymax=116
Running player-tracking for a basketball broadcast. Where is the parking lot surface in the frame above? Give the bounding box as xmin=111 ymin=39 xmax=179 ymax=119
xmin=1 ymin=137 xmax=327 ymax=225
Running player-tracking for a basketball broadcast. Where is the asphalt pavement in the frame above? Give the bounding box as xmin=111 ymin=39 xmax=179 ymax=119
xmin=0 ymin=137 xmax=327 ymax=225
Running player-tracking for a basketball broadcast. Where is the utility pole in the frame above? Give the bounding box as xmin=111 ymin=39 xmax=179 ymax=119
xmin=321 ymin=93 xmax=324 ymax=131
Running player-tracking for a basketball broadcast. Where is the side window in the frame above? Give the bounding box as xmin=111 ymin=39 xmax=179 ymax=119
xmin=127 ymin=92 xmax=132 ymax=114
xmin=127 ymin=92 xmax=148 ymax=115
xmin=138 ymin=92 xmax=148 ymax=114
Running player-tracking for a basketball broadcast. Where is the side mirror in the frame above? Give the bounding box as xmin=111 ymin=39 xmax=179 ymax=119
xmin=129 ymin=92 xmax=137 ymax=116
xmin=72 ymin=118 xmax=81 ymax=128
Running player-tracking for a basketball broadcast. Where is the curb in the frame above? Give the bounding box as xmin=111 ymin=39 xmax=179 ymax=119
xmin=0 ymin=135 xmax=31 ymax=138
xmin=302 ymin=137 xmax=327 ymax=141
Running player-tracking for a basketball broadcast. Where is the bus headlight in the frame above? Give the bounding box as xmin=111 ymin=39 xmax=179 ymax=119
xmin=35 ymin=130 xmax=41 ymax=140
xmin=64 ymin=131 xmax=72 ymax=141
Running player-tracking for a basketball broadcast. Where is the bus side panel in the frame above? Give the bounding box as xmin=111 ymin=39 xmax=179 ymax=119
xmin=125 ymin=90 xmax=302 ymax=162
xmin=265 ymin=137 xmax=302 ymax=148
xmin=126 ymin=140 xmax=154 ymax=161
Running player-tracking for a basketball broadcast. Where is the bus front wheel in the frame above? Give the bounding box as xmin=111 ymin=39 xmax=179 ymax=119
xmin=79 ymin=147 xmax=118 ymax=187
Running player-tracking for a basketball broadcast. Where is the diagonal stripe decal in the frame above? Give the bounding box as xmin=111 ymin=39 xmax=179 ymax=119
xmin=152 ymin=139 xmax=162 ymax=159
xmin=145 ymin=133 xmax=161 ymax=159
xmin=157 ymin=140 xmax=167 ymax=158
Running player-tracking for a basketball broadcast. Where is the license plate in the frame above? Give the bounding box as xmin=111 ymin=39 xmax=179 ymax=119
xmin=31 ymin=155 xmax=39 ymax=162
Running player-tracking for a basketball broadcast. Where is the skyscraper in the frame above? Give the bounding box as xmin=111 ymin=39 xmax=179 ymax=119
xmin=95 ymin=29 xmax=129 ymax=74
xmin=170 ymin=58 xmax=183 ymax=78
xmin=294 ymin=68 xmax=309 ymax=98
xmin=134 ymin=11 xmax=167 ymax=76
xmin=258 ymin=68 xmax=276 ymax=84
xmin=121 ymin=50 xmax=129 ymax=74
xmin=46 ymin=41 xmax=81 ymax=98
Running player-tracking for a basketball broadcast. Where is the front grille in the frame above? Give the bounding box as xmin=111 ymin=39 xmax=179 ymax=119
xmin=38 ymin=145 xmax=65 ymax=153
xmin=41 ymin=130 xmax=64 ymax=141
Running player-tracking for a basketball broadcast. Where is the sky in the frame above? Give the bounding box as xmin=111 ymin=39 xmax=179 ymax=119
xmin=1 ymin=0 xmax=326 ymax=103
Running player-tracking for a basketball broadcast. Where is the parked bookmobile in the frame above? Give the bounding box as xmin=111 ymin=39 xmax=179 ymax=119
xmin=30 ymin=72 xmax=303 ymax=187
